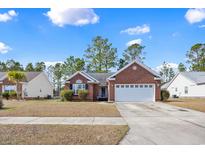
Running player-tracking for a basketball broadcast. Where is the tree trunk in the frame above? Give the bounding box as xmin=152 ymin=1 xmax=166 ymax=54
xmin=16 ymin=82 xmax=20 ymax=101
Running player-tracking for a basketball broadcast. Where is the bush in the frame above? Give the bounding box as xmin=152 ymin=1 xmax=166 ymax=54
xmin=60 ymin=90 xmax=73 ymax=101
xmin=2 ymin=92 xmax=10 ymax=100
xmin=78 ymin=90 xmax=88 ymax=100
xmin=161 ymin=90 xmax=170 ymax=101
xmin=0 ymin=97 xmax=3 ymax=109
xmin=9 ymin=90 xmax=17 ymax=98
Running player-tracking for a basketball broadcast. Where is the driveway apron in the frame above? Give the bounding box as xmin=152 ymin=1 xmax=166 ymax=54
xmin=117 ymin=102 xmax=205 ymax=145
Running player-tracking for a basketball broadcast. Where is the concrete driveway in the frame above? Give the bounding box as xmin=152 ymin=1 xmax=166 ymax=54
xmin=116 ymin=102 xmax=205 ymax=145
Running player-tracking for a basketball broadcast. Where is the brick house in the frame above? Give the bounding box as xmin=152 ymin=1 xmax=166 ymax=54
xmin=0 ymin=72 xmax=53 ymax=99
xmin=65 ymin=60 xmax=161 ymax=102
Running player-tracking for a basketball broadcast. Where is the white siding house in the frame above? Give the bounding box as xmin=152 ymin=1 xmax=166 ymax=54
xmin=161 ymin=72 xmax=205 ymax=98
xmin=22 ymin=72 xmax=54 ymax=98
xmin=0 ymin=72 xmax=53 ymax=98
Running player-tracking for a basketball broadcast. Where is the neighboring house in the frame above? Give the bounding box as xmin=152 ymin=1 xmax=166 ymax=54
xmin=0 ymin=72 xmax=53 ymax=98
xmin=65 ymin=60 xmax=161 ymax=103
xmin=161 ymin=72 xmax=205 ymax=98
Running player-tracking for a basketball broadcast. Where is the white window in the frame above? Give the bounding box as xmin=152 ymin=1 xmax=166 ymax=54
xmin=175 ymin=88 xmax=178 ymax=92
xmin=135 ymin=85 xmax=138 ymax=88
xmin=73 ymin=84 xmax=86 ymax=95
xmin=184 ymin=86 xmax=188 ymax=94
xmin=130 ymin=85 xmax=134 ymax=88
xmin=3 ymin=85 xmax=16 ymax=92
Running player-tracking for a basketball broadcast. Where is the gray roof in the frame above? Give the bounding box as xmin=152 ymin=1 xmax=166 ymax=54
xmin=0 ymin=72 xmax=41 ymax=82
xmin=181 ymin=72 xmax=205 ymax=85
xmin=162 ymin=71 xmax=205 ymax=90
xmin=0 ymin=72 xmax=6 ymax=80
xmin=86 ymin=72 xmax=115 ymax=86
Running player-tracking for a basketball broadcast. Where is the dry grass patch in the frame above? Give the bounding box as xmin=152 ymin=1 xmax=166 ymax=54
xmin=0 ymin=100 xmax=121 ymax=117
xmin=166 ymin=98 xmax=205 ymax=112
xmin=0 ymin=124 xmax=128 ymax=145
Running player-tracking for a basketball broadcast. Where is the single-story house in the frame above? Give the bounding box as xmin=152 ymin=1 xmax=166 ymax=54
xmin=0 ymin=72 xmax=53 ymax=98
xmin=161 ymin=72 xmax=205 ymax=98
xmin=65 ymin=60 xmax=161 ymax=103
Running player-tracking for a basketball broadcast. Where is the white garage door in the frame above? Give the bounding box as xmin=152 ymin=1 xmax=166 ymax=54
xmin=115 ymin=84 xmax=155 ymax=102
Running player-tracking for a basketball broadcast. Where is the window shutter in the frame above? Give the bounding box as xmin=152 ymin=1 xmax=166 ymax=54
xmin=85 ymin=84 xmax=88 ymax=90
xmin=70 ymin=84 xmax=72 ymax=90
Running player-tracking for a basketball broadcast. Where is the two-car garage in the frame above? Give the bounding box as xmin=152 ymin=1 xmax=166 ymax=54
xmin=115 ymin=84 xmax=155 ymax=102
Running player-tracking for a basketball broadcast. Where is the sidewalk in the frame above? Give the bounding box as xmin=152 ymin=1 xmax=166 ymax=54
xmin=0 ymin=117 xmax=127 ymax=125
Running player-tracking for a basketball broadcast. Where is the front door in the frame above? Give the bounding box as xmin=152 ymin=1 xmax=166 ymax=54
xmin=101 ymin=87 xmax=106 ymax=97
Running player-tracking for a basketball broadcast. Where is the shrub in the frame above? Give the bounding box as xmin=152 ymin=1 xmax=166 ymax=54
xmin=61 ymin=90 xmax=73 ymax=101
xmin=161 ymin=90 xmax=170 ymax=101
xmin=2 ymin=92 xmax=10 ymax=100
xmin=0 ymin=97 xmax=3 ymax=109
xmin=9 ymin=90 xmax=17 ymax=98
xmin=78 ymin=90 xmax=88 ymax=100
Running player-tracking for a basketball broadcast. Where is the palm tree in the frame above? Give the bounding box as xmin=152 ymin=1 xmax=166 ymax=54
xmin=7 ymin=71 xmax=25 ymax=100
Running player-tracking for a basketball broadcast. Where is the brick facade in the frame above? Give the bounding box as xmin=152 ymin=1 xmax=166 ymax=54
xmin=108 ymin=63 xmax=161 ymax=102
xmin=64 ymin=73 xmax=99 ymax=101
xmin=65 ymin=62 xmax=161 ymax=102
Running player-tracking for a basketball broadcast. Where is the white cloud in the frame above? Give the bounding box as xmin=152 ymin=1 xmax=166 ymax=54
xmin=199 ymin=25 xmax=205 ymax=28
xmin=155 ymin=62 xmax=178 ymax=73
xmin=45 ymin=61 xmax=63 ymax=67
xmin=0 ymin=10 xmax=17 ymax=22
xmin=45 ymin=8 xmax=99 ymax=27
xmin=121 ymin=24 xmax=150 ymax=35
xmin=185 ymin=8 xmax=205 ymax=24
xmin=0 ymin=42 xmax=11 ymax=54
xmin=126 ymin=39 xmax=142 ymax=46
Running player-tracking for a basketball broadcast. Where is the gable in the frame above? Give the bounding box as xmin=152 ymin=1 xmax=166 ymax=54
xmin=108 ymin=60 xmax=160 ymax=80
xmin=166 ymin=73 xmax=197 ymax=90
xmin=68 ymin=73 xmax=90 ymax=84
xmin=66 ymin=71 xmax=99 ymax=84
xmin=27 ymin=72 xmax=53 ymax=89
xmin=114 ymin=63 xmax=159 ymax=84
xmin=167 ymin=73 xmax=196 ymax=90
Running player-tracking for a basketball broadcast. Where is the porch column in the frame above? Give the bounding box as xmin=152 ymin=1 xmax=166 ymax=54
xmin=108 ymin=80 xmax=115 ymax=102
xmin=88 ymin=84 xmax=94 ymax=101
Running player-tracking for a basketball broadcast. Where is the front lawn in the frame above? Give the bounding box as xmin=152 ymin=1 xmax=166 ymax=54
xmin=0 ymin=124 xmax=128 ymax=145
xmin=0 ymin=100 xmax=121 ymax=117
xmin=166 ymin=98 xmax=205 ymax=112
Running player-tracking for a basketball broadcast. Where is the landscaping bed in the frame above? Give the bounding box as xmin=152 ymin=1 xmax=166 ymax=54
xmin=0 ymin=124 xmax=128 ymax=145
xmin=0 ymin=100 xmax=121 ymax=117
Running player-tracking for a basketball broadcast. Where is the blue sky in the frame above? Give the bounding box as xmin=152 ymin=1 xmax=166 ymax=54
xmin=0 ymin=8 xmax=204 ymax=71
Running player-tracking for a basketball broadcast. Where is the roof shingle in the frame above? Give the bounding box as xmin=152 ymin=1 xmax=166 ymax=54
xmin=0 ymin=72 xmax=41 ymax=82
xmin=181 ymin=72 xmax=205 ymax=85
xmin=86 ymin=72 xmax=115 ymax=86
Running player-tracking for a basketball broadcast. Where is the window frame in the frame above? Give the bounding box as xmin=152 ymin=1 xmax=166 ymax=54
xmin=72 ymin=83 xmax=86 ymax=95
xmin=184 ymin=86 xmax=188 ymax=94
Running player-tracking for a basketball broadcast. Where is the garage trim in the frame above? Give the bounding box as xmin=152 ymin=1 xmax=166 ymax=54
xmin=115 ymin=84 xmax=155 ymax=102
